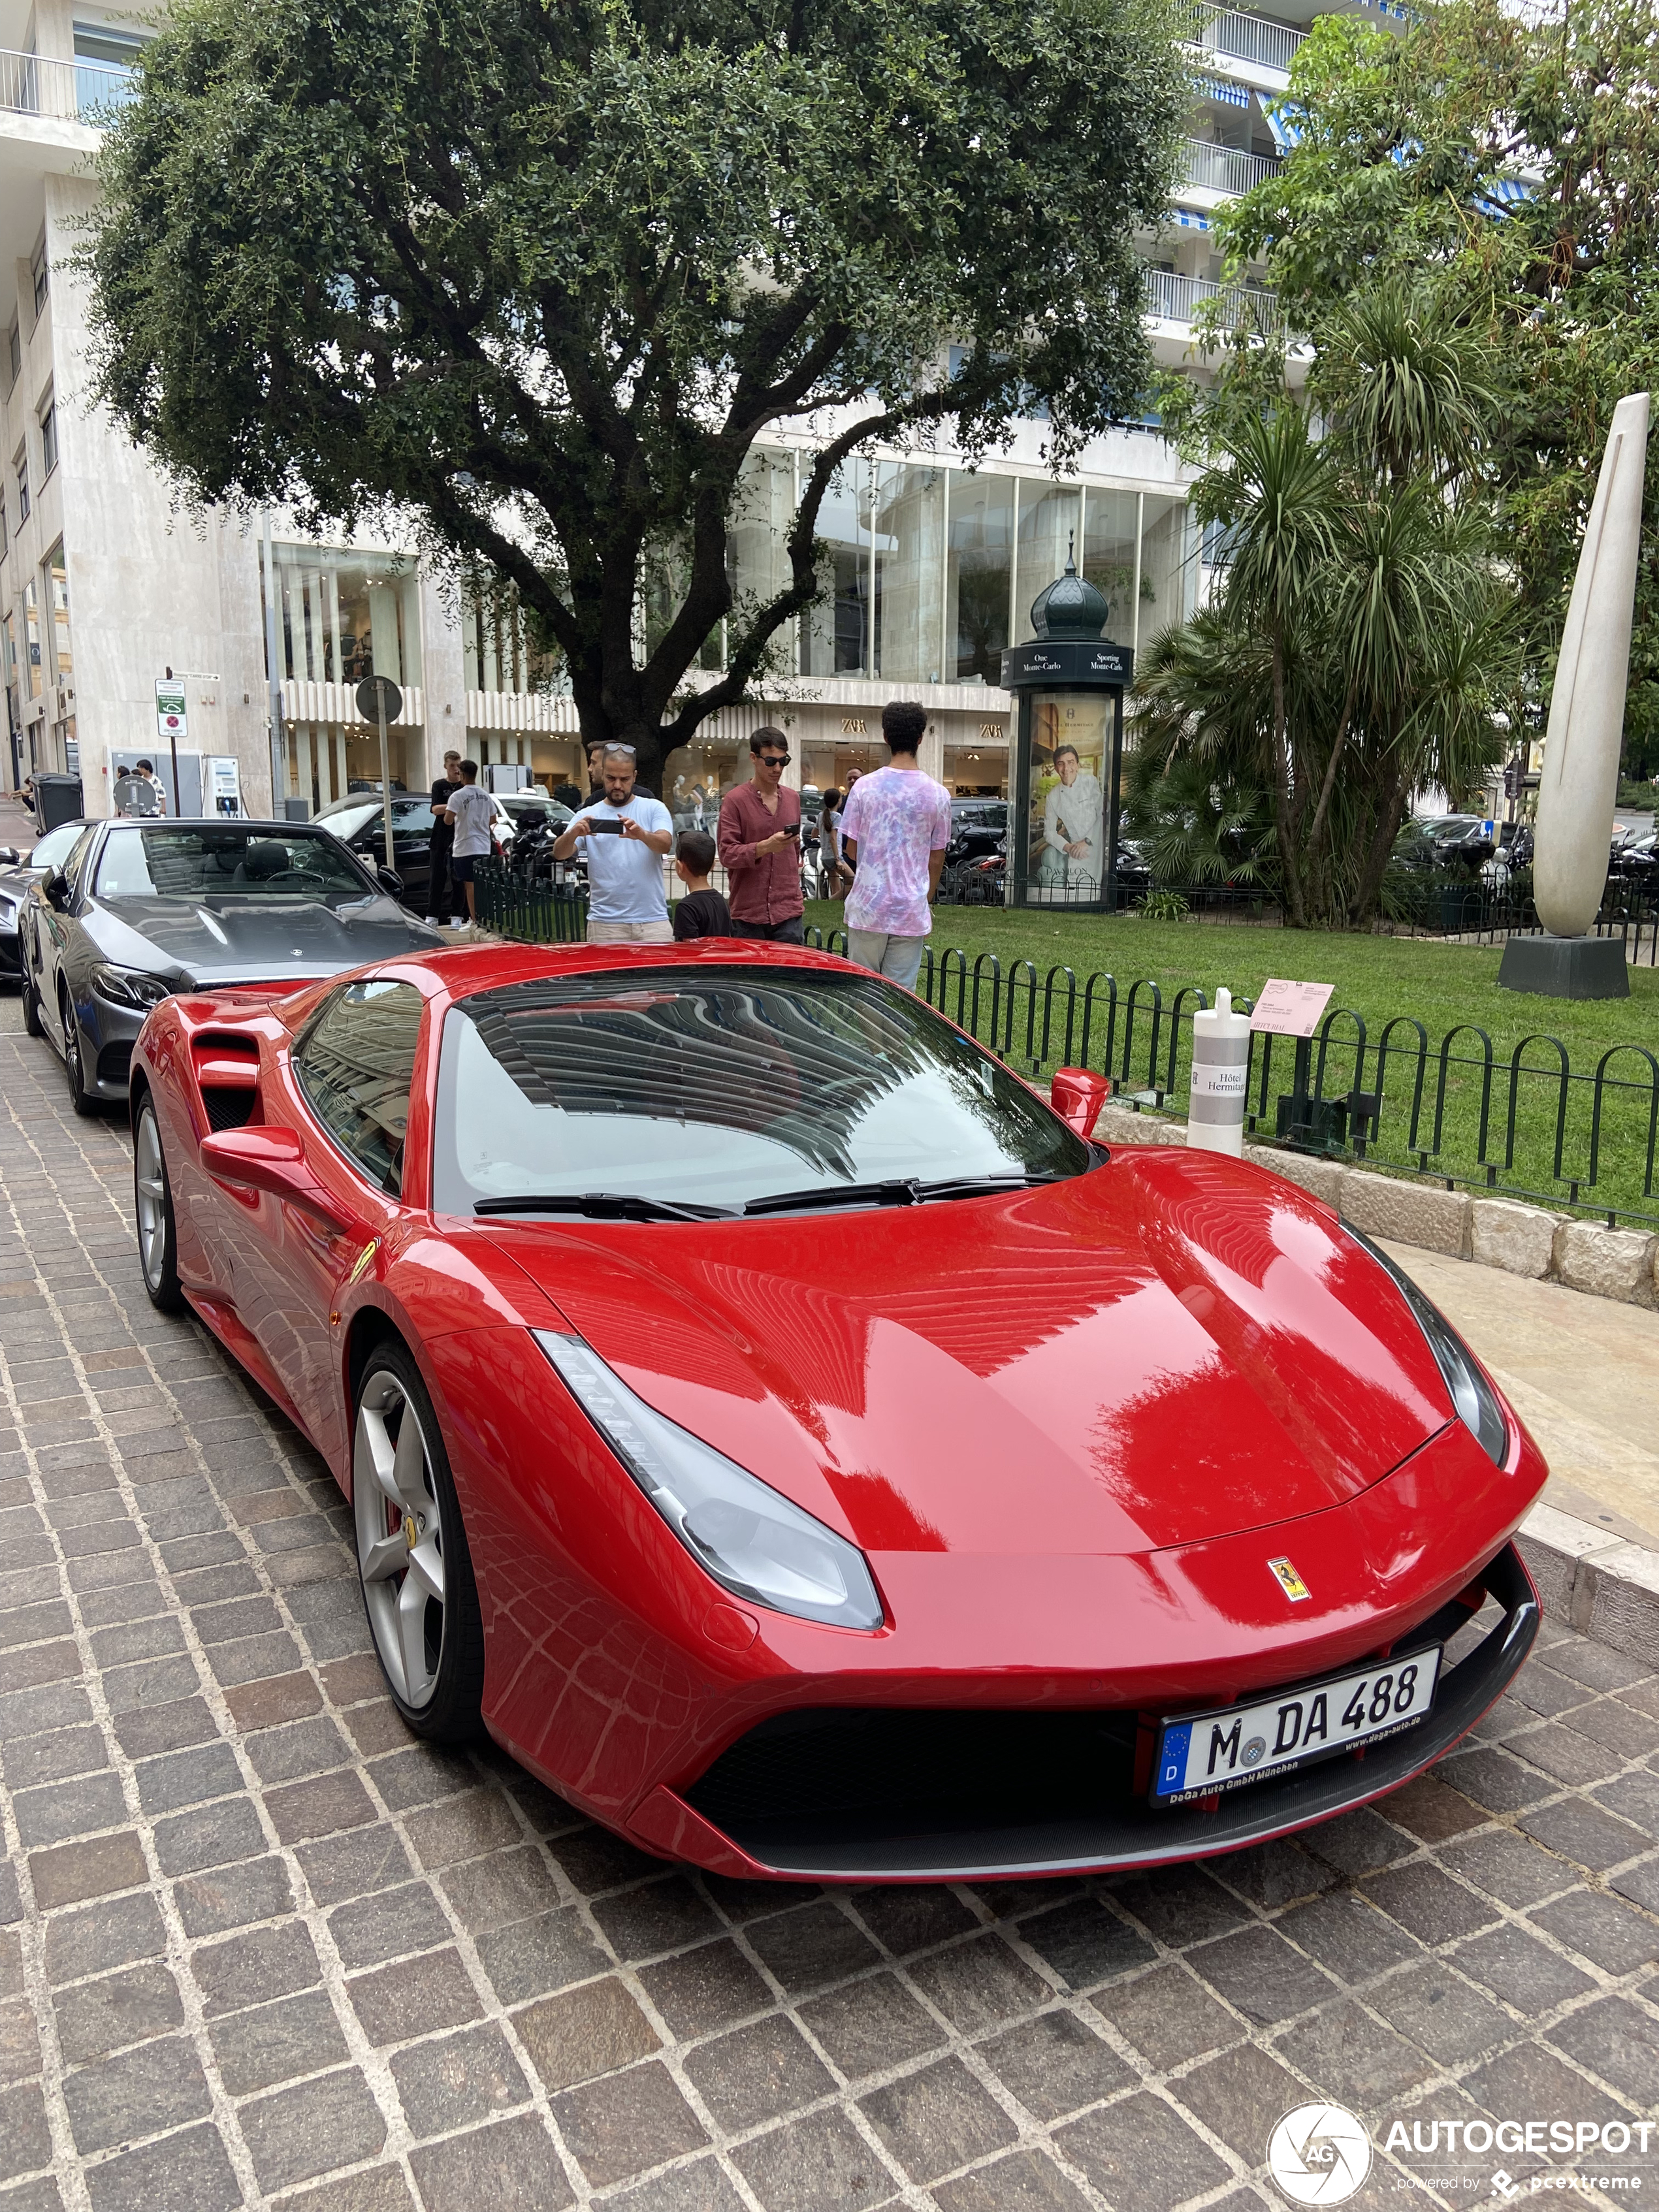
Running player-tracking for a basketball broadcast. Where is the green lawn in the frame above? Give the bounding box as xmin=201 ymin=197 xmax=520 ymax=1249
xmin=803 ymin=901 xmax=1659 ymax=1223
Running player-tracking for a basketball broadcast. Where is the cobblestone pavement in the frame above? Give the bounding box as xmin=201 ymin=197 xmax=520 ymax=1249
xmin=2 ymin=994 xmax=1658 ymax=2212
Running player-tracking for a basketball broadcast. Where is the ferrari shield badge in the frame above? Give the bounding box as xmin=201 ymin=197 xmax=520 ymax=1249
xmin=1268 ymin=1557 xmax=1312 ymax=1602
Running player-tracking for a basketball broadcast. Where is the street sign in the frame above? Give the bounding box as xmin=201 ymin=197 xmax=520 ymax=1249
xmin=355 ymin=676 xmax=403 ymax=728
xmin=354 ymin=677 xmax=404 ymax=869
xmin=1249 ymin=979 xmax=1335 ymax=1038
xmin=155 ymin=677 xmax=187 ymax=743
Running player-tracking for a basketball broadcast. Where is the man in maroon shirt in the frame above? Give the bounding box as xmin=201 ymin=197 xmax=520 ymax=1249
xmin=717 ymin=728 xmax=805 ymax=942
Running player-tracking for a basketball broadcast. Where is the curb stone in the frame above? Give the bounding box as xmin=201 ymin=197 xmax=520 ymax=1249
xmin=1518 ymin=1503 xmax=1659 ymax=1670
xmin=1084 ymin=1098 xmax=1659 ymax=1662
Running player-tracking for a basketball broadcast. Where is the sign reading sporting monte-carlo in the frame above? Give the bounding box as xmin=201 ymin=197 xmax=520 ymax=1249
xmin=999 ymin=557 xmax=1133 ymax=913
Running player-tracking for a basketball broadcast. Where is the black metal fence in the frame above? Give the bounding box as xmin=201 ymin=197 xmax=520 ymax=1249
xmin=830 ymin=934 xmax=1656 ymax=1230
xmin=468 ymin=861 xmax=1658 ymax=1228
xmin=473 ymin=861 xmax=588 ymax=944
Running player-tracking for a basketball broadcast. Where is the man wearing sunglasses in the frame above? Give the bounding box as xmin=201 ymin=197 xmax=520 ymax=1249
xmin=717 ymin=727 xmax=806 ymax=943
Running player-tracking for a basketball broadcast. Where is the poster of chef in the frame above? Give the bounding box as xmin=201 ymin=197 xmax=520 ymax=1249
xmin=1028 ymin=696 xmax=1105 ymax=900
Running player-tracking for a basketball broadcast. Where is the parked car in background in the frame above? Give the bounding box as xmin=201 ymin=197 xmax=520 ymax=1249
xmin=0 ymin=818 xmax=89 ymax=980
xmin=315 ymin=790 xmax=521 ymax=910
xmin=20 ymin=819 xmax=440 ymax=1113
xmin=1607 ymin=828 xmax=1658 ymax=882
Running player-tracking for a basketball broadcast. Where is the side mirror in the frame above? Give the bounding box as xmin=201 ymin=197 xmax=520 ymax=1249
xmin=1051 ymin=1067 xmax=1110 ymax=1140
xmin=0 ymin=847 xmax=18 ymax=866
xmin=43 ymin=870 xmax=69 ymax=910
xmin=199 ymin=1126 xmax=352 ymax=1230
xmin=376 ymin=865 xmax=404 ymax=897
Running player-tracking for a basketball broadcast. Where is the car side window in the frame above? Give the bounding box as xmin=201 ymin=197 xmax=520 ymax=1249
xmin=293 ymin=979 xmax=424 ymax=1195
xmin=61 ymin=825 xmax=98 ymax=890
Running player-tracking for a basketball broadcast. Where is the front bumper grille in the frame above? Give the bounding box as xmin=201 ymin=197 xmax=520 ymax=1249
xmin=97 ymin=1041 xmax=134 ymax=1089
xmin=680 ymin=1543 xmax=1538 ymax=1880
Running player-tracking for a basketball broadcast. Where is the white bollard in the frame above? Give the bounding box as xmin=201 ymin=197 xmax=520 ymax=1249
xmin=1188 ymin=986 xmax=1251 ymax=1157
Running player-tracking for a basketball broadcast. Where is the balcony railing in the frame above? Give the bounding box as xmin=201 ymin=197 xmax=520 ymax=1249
xmin=1182 ymin=138 xmax=1281 ymax=195
xmin=1185 ymin=7 xmax=1306 ymax=74
xmin=1 ymin=46 xmax=135 ymax=123
xmin=1144 ymin=268 xmax=1281 ymax=329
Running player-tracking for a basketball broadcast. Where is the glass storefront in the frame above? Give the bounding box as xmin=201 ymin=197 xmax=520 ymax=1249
xmin=725 ymin=455 xmax=1192 ymax=682
xmin=1014 ymin=484 xmax=1083 ymax=647
xmin=944 ymin=743 xmax=1008 ymax=797
xmin=1138 ymin=494 xmax=1197 ymax=641
xmin=272 ymin=543 xmax=421 ymax=689
xmin=662 ymin=738 xmax=744 ymax=833
xmin=463 ymin=574 xmax=562 ymax=696
xmin=801 ymin=461 xmax=872 ymax=677
xmin=948 ymin=470 xmax=1014 ymax=683
xmin=1083 ymin=490 xmax=1138 ymax=647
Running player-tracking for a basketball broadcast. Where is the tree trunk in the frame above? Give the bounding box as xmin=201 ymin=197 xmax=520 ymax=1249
xmin=1270 ymin=629 xmax=1306 ymax=927
xmin=1305 ymin=673 xmax=1358 ymax=927
xmin=1352 ymin=759 xmax=1410 ymax=923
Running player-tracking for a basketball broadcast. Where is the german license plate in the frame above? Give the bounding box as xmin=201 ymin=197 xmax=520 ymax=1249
xmin=1152 ymin=1646 xmax=1442 ymax=1806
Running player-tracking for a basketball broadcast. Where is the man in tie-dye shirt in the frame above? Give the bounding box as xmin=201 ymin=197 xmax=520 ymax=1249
xmin=839 ymin=701 xmax=953 ymax=992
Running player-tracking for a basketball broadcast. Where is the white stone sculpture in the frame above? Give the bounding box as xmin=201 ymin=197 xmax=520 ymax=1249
xmin=1533 ymin=391 xmax=1651 ymax=938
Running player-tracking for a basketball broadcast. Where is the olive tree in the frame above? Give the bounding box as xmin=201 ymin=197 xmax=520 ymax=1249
xmin=88 ymin=0 xmax=1185 ymax=788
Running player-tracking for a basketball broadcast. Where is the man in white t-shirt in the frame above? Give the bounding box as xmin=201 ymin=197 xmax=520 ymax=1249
xmin=439 ymin=759 xmax=494 ymax=929
xmin=552 ymin=745 xmax=675 ymax=943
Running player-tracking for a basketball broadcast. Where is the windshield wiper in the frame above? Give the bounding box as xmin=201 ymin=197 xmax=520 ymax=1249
xmin=474 ymin=1193 xmax=737 ymax=1223
xmin=742 ymin=1173 xmax=1063 ymax=1219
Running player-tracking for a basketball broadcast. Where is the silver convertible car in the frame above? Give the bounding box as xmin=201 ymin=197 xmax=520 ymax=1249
xmin=20 ymin=818 xmax=441 ymax=1113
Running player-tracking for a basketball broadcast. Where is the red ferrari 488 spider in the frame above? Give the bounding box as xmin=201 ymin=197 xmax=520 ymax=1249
xmin=128 ymin=942 xmax=1546 ymax=1883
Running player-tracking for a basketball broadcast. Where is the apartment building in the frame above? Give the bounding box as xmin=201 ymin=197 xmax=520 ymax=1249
xmin=1 ymin=0 xmax=1379 ymax=821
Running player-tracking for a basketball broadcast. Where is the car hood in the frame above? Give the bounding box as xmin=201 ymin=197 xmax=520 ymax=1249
xmin=89 ymin=895 xmax=441 ymax=984
xmin=0 ymin=861 xmax=46 ymax=906
xmin=487 ymin=1148 xmax=1455 ymax=1558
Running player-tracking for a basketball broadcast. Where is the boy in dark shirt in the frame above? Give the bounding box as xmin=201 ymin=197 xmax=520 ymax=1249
xmin=672 ymin=830 xmax=732 ymax=940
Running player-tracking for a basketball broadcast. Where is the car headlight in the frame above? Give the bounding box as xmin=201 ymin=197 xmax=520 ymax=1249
xmin=534 ymin=1330 xmax=884 ymax=1631
xmin=1345 ymin=1226 xmax=1509 ymax=1464
xmin=91 ymin=965 xmax=171 ymax=1010
xmin=0 ymin=895 xmax=15 ymax=926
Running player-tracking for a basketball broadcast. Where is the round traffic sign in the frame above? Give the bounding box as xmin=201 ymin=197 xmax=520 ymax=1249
xmin=355 ymin=675 xmax=404 ymax=724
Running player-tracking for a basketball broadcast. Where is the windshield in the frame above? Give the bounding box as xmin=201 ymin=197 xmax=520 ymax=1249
xmin=95 ymin=826 xmax=376 ymax=903
xmin=432 ymin=967 xmax=1088 ymax=1214
xmin=28 ymin=824 xmax=84 ymax=872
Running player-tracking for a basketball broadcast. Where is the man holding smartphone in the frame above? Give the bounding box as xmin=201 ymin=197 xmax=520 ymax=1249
xmin=717 ymin=727 xmax=805 ymax=943
xmin=553 ymin=745 xmax=675 ymax=943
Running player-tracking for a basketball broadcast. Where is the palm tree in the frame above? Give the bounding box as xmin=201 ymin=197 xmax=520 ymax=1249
xmin=1190 ymin=405 xmax=1338 ymax=925
xmin=1305 ymin=481 xmax=1500 ymax=920
xmin=1312 ymin=281 xmax=1506 ymax=488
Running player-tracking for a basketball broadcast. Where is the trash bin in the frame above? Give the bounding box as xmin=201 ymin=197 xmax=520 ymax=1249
xmin=33 ymin=772 xmax=84 ymax=833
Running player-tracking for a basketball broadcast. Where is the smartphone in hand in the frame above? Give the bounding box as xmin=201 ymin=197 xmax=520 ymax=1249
xmin=587 ymin=818 xmax=624 ymax=835
xmin=783 ymin=821 xmax=800 ymax=839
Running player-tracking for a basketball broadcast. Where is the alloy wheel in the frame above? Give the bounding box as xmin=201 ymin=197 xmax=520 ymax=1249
xmin=353 ymin=1370 xmax=447 ymax=1708
xmin=61 ymin=994 xmax=91 ymax=1113
xmin=135 ymin=1104 xmax=168 ymax=1292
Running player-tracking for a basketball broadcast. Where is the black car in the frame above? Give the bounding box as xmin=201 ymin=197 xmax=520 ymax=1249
xmin=0 ymin=818 xmax=89 ymax=979
xmin=945 ymin=798 xmax=1009 ymax=865
xmin=20 ymin=818 xmax=442 ymax=1113
xmin=312 ymin=792 xmax=457 ymax=910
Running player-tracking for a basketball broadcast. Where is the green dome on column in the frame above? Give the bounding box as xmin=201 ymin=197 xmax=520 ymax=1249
xmin=1029 ymin=533 xmax=1109 ymax=640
